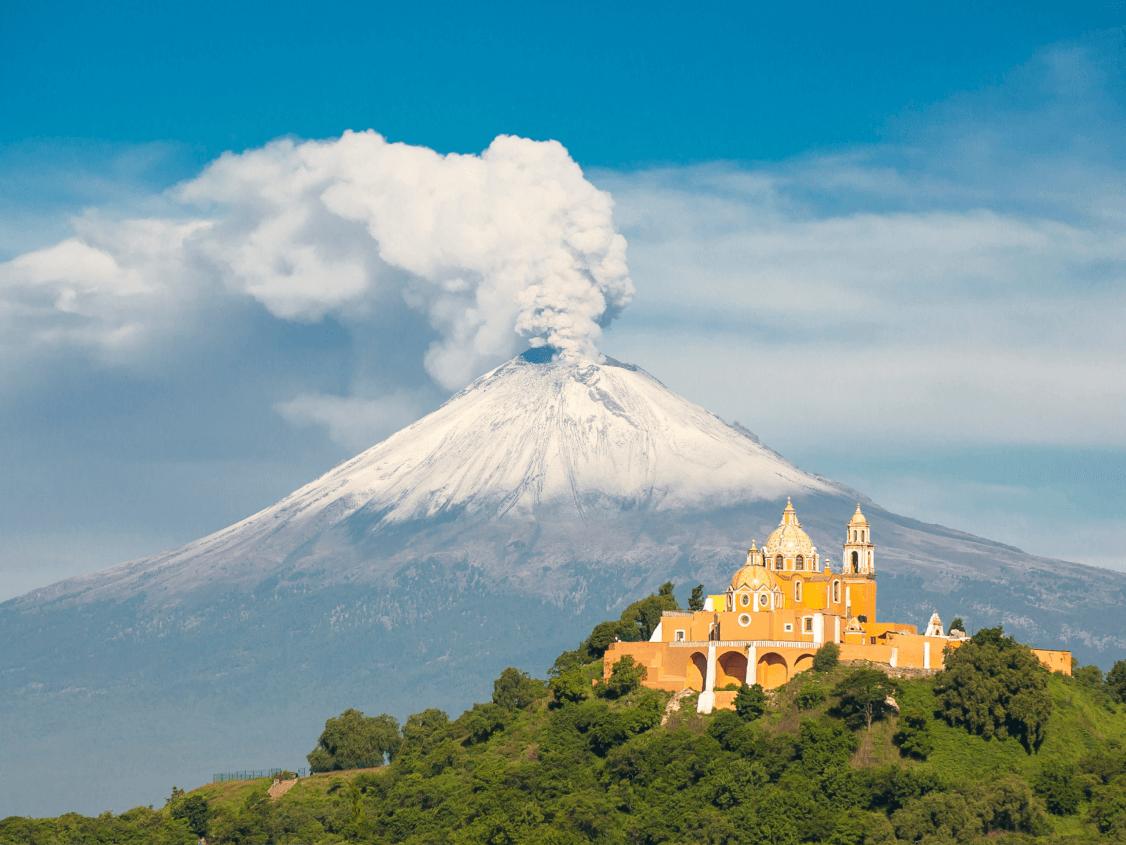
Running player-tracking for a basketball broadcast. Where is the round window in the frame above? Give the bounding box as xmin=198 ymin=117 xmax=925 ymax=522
xmin=740 ymin=593 xmax=750 ymax=607
xmin=738 ymin=613 xmax=752 ymax=627
xmin=758 ymin=593 xmax=769 ymax=607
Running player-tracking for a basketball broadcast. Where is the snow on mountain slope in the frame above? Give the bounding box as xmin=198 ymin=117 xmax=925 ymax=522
xmin=275 ymin=351 xmax=831 ymax=514
xmin=25 ymin=351 xmax=838 ymax=606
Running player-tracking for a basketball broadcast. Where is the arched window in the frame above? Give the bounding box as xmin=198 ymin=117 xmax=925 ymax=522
xmin=833 ymin=581 xmax=840 ymax=603
xmin=775 ymin=554 xmax=783 ymax=570
xmin=794 ymin=580 xmax=802 ymax=603
xmin=795 ymin=555 xmax=804 ymax=571
xmin=851 ymin=551 xmax=859 ymax=572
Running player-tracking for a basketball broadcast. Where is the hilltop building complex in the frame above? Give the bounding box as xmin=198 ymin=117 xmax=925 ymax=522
xmin=604 ymin=500 xmax=1071 ymax=713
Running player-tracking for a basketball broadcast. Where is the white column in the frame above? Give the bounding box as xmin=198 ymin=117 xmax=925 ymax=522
xmin=697 ymin=643 xmax=718 ymax=714
xmin=924 ymin=641 xmax=931 ymax=670
xmin=834 ymin=615 xmax=841 ymax=643
xmin=746 ymin=645 xmax=758 ymax=685
xmin=890 ymin=647 xmax=898 ymax=668
xmin=813 ymin=613 xmax=824 ymax=645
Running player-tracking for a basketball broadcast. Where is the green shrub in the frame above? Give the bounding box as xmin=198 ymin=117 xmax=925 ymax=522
xmin=833 ymin=668 xmax=899 ymax=731
xmin=492 ymin=667 xmax=543 ymax=710
xmin=1088 ymin=782 xmax=1126 ymax=836
xmin=733 ymin=683 xmax=768 ymax=721
xmin=1108 ymin=659 xmax=1126 ymax=703
xmin=979 ymin=774 xmax=1048 ymax=835
xmin=813 ymin=641 xmax=840 ymax=672
xmin=597 ymin=655 xmax=647 ymax=699
xmin=1033 ymin=759 xmax=1081 ymax=815
xmin=170 ymin=793 xmax=210 ymax=839
xmin=461 ymin=702 xmax=505 ymax=745
xmin=688 ymin=584 xmax=705 ymax=611
xmin=307 ymin=708 xmax=401 ymax=772
xmin=400 ymin=708 xmax=450 ymax=755
xmin=1073 ymin=664 xmax=1105 ymax=687
xmin=585 ymin=696 xmax=661 ymax=755
xmin=891 ymin=791 xmax=982 ymax=844
xmin=796 ymin=686 xmax=826 ymax=710
xmin=892 ymin=707 xmax=934 ymax=760
xmin=549 ymin=668 xmax=589 ymax=705
xmin=933 ymin=625 xmax=1052 ymax=750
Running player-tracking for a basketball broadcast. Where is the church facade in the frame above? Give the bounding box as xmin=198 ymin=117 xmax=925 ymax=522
xmin=603 ymin=500 xmax=1071 ymax=713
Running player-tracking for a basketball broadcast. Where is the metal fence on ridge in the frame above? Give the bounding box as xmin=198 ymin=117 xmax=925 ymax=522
xmin=212 ymin=768 xmax=309 ymax=782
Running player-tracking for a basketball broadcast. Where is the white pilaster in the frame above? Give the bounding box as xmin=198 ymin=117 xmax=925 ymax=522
xmin=746 ymin=645 xmax=758 ymax=685
xmin=890 ymin=647 xmax=898 ymax=668
xmin=813 ymin=613 xmax=824 ymax=645
xmin=697 ymin=643 xmax=718 ymax=714
xmin=924 ymin=641 xmax=931 ymax=670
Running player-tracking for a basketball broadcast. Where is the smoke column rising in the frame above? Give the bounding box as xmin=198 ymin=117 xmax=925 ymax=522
xmin=0 ymin=132 xmax=634 ymax=389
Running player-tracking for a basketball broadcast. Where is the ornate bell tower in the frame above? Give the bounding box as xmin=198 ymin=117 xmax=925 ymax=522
xmin=842 ymin=504 xmax=874 ymax=575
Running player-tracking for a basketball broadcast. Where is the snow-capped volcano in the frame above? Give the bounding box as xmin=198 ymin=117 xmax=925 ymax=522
xmin=3 ymin=349 xmax=1124 ymax=819
xmin=281 ymin=350 xmax=832 ymax=520
xmin=27 ymin=349 xmax=839 ymax=608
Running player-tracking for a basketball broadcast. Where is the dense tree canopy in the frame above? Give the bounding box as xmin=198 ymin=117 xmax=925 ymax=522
xmin=1108 ymin=659 xmax=1126 ymax=703
xmin=933 ymin=626 xmax=1053 ymax=750
xmin=307 ymin=709 xmax=402 ymax=772
xmin=492 ymin=667 xmax=543 ymax=711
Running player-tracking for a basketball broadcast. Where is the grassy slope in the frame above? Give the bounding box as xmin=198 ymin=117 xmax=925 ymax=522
xmin=765 ymin=667 xmax=1126 ymax=841
xmin=192 ymin=768 xmax=387 ymax=811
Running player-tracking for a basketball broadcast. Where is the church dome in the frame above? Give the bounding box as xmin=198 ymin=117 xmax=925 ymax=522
xmin=729 ymin=562 xmax=778 ymax=593
xmin=763 ymin=498 xmax=816 ymax=560
xmin=848 ymin=504 xmax=868 ymax=525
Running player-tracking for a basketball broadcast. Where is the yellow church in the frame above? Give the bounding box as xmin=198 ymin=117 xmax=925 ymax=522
xmin=603 ymin=500 xmax=1071 ymax=713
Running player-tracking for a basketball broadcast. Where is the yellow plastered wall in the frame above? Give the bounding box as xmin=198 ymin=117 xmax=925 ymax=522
xmin=1032 ymin=649 xmax=1072 ymax=675
xmin=802 ymin=580 xmax=829 ymax=611
xmin=713 ymin=690 xmax=739 ymax=711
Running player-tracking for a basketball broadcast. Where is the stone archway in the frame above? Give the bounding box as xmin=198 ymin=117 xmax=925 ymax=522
xmin=717 ymin=651 xmax=748 ymax=687
xmin=687 ymin=652 xmax=708 ymax=691
xmin=793 ymin=653 xmax=815 ymax=677
xmin=757 ymin=652 xmax=788 ymax=689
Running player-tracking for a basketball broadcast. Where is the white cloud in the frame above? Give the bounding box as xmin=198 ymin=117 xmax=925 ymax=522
xmin=0 ymin=132 xmax=633 ymax=389
xmin=598 ymin=154 xmax=1126 ymax=451
xmin=0 ymin=215 xmax=213 ymax=366
xmin=179 ymin=131 xmax=633 ymax=386
xmin=275 ymin=391 xmax=428 ymax=453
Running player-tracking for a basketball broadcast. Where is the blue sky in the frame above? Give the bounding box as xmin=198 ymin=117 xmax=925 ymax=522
xmin=2 ymin=2 xmax=1125 ymax=600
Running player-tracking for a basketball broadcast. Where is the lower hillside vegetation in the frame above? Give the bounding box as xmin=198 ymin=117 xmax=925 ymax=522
xmin=4 ymin=589 xmax=1126 ymax=844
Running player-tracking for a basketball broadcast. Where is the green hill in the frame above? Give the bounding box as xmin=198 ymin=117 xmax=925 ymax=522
xmin=4 ymin=594 xmax=1126 ymax=845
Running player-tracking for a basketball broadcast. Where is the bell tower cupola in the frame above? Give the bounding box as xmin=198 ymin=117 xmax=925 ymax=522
xmin=843 ymin=504 xmax=875 ymax=575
